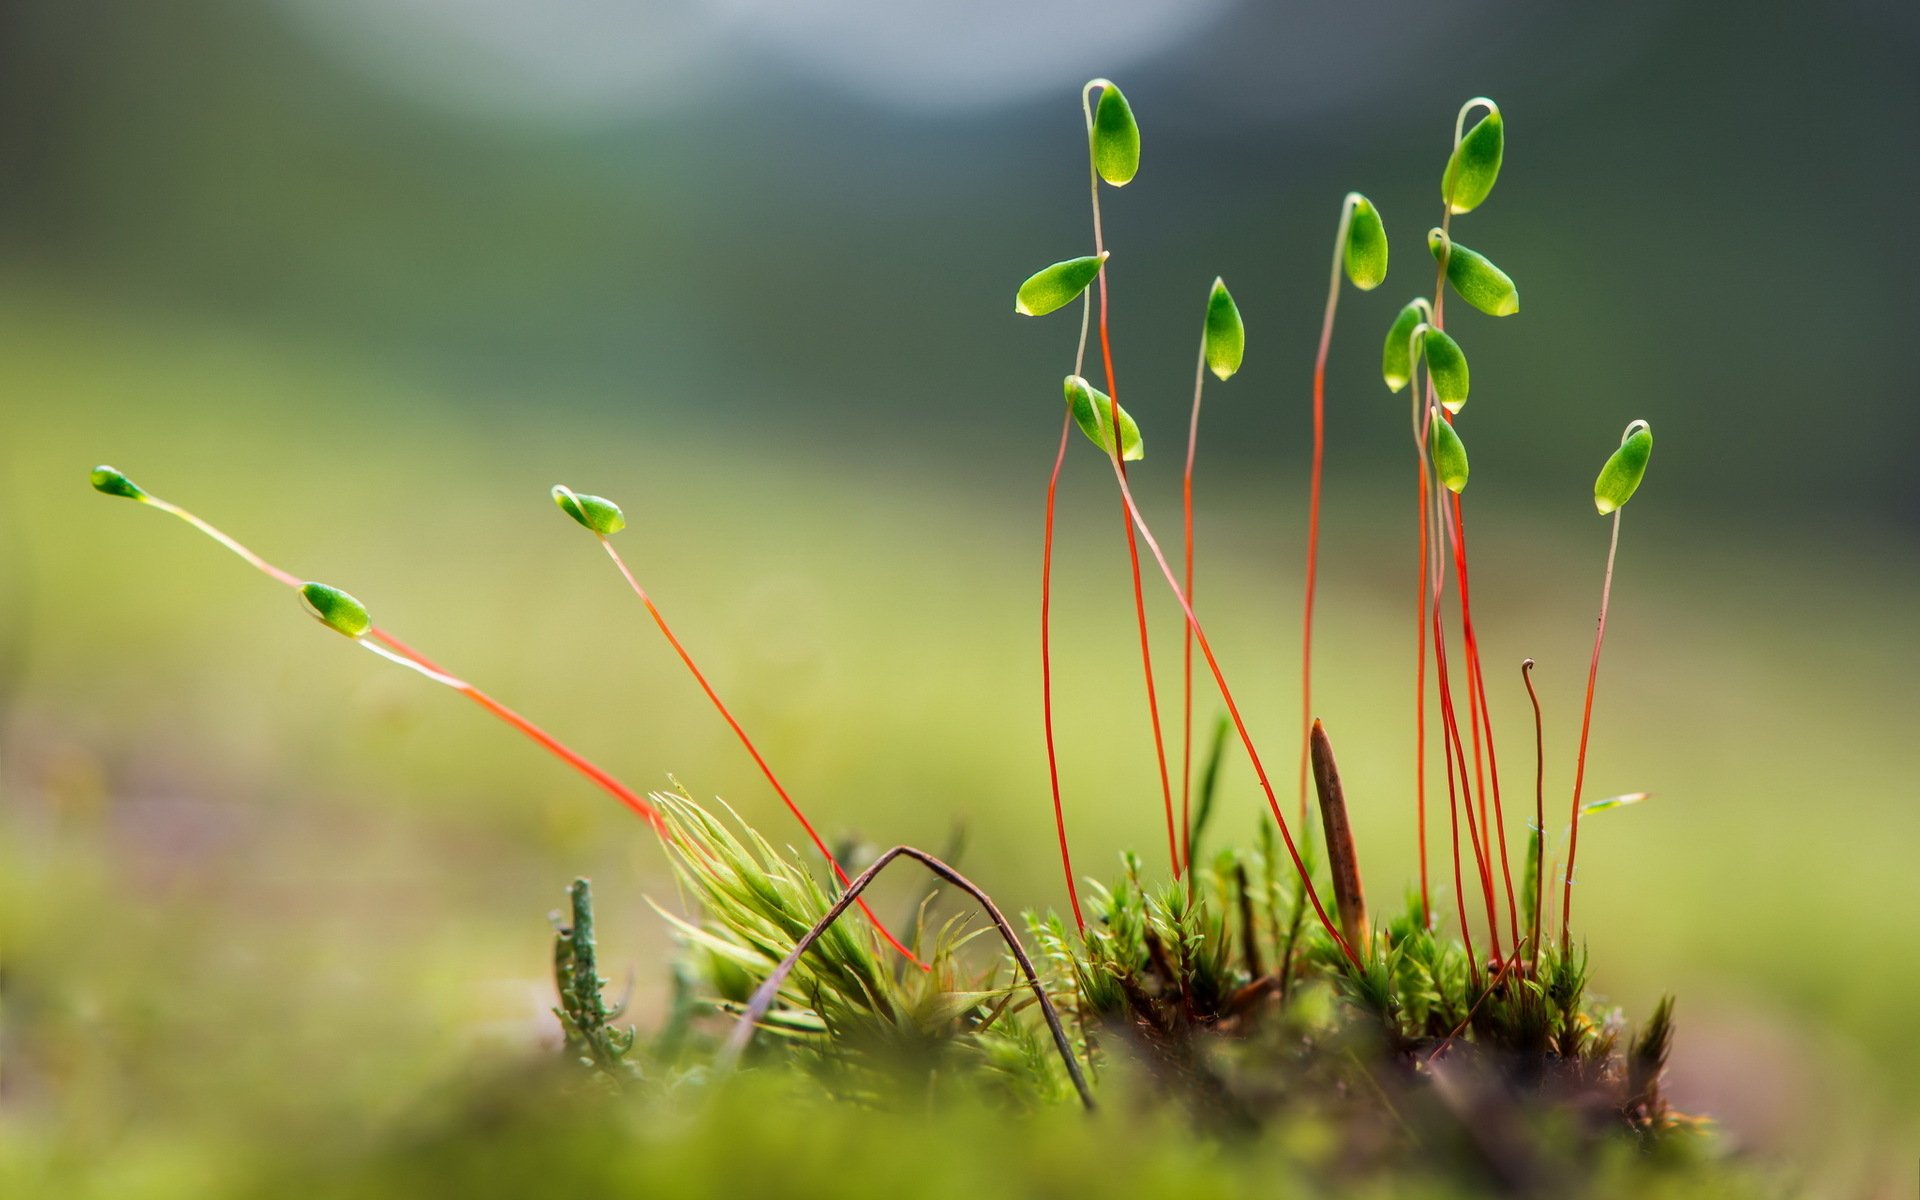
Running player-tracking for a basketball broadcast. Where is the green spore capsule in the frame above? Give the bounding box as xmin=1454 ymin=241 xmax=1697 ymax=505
xmin=1423 ymin=327 xmax=1470 ymax=413
xmin=551 ymin=485 xmax=627 ymax=536
xmin=1428 ymin=411 xmax=1470 ymax=493
xmin=1381 ymin=300 xmax=1429 ymax=393
xmin=1063 ymin=375 xmax=1144 ymax=461
xmin=1204 ymin=277 xmax=1245 ymax=380
xmin=1593 ymin=420 xmax=1653 ymax=514
xmin=1015 ymin=253 xmax=1108 ymax=317
xmin=299 ymin=582 xmax=372 ymax=640
xmin=1428 ymin=230 xmax=1519 ymax=317
xmin=1342 ymin=194 xmax=1388 ymax=291
xmin=89 ymin=465 xmax=147 ymax=501
xmin=1090 ymin=82 xmax=1140 ymax=187
xmin=1442 ymin=102 xmax=1504 ymax=215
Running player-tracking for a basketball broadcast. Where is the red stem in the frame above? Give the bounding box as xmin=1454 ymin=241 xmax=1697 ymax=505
xmin=1300 ymin=306 xmax=1334 ymax=829
xmin=1040 ymin=409 xmax=1086 ymax=932
xmin=1562 ymin=512 xmax=1621 ymax=952
xmin=1414 ymin=464 xmax=1431 ymax=928
xmin=1180 ymin=353 xmax=1202 ymax=877
xmin=599 ymin=539 xmax=926 ymax=969
xmin=1432 ymin=587 xmax=1501 ymax=963
xmin=1094 ymin=261 xmax=1181 ymax=881
xmin=1447 ymin=491 xmax=1520 ymax=947
xmin=1522 ymin=658 xmax=1544 ymax=968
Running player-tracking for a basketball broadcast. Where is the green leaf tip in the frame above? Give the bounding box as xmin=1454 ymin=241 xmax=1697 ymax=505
xmin=1422 ymin=326 xmax=1470 ymax=413
xmin=1428 ymin=411 xmax=1469 ymax=493
xmin=1090 ymin=81 xmax=1140 ymax=187
xmin=1342 ymin=194 xmax=1388 ymax=291
xmin=1428 ymin=230 xmax=1519 ymax=317
xmin=89 ymin=465 xmax=147 ymax=501
xmin=1442 ymin=100 xmax=1503 ymax=215
xmin=299 ymin=581 xmax=371 ymax=640
xmin=1015 ymin=253 xmax=1107 ymax=317
xmin=552 ymin=485 xmax=626 ymax=536
xmin=1593 ymin=420 xmax=1653 ymax=514
xmin=1204 ymin=277 xmax=1245 ymax=380
xmin=1381 ymin=300 xmax=1430 ymax=393
xmin=1063 ymin=375 xmax=1144 ymax=462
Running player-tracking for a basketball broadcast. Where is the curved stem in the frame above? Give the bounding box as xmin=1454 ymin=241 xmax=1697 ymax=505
xmin=719 ymin=844 xmax=1095 ymax=1112
xmin=597 ymin=536 xmax=925 ymax=969
xmin=1562 ymin=511 xmax=1621 ymax=953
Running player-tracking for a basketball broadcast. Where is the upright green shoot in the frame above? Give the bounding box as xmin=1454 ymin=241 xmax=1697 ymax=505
xmin=1562 ymin=421 xmax=1654 ymax=951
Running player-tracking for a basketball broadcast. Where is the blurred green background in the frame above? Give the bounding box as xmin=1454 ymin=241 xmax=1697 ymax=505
xmin=2 ymin=0 xmax=1916 ymax=1190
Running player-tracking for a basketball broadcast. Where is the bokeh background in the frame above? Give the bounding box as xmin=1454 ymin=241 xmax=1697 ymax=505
xmin=3 ymin=0 xmax=1916 ymax=1190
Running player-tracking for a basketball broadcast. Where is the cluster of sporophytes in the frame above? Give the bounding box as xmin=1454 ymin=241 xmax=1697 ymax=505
xmin=90 ymin=80 xmax=1697 ymax=1185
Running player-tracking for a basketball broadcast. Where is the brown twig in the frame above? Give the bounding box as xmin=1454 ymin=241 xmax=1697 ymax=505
xmin=717 ymin=845 xmax=1095 ymax=1111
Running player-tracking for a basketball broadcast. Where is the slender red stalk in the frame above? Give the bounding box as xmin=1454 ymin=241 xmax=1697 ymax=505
xmin=1179 ymin=336 xmax=1206 ymax=876
xmin=1522 ymin=658 xmax=1544 ymax=968
xmin=1097 ymin=449 xmax=1360 ymax=970
xmin=1413 ymin=466 xmax=1432 ymax=927
xmin=1089 ymin=171 xmax=1180 ymax=882
xmin=1300 ymin=201 xmax=1353 ymax=829
xmin=1040 ymin=406 xmax=1085 ymax=932
xmin=1447 ymin=491 xmax=1519 ymax=947
xmin=1432 ymin=584 xmax=1500 ymax=963
xmin=597 ymin=537 xmax=925 ymax=968
xmin=1562 ymin=511 xmax=1622 ymax=953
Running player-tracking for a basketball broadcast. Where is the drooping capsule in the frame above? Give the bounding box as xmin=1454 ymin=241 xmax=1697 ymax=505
xmin=1428 ymin=230 xmax=1519 ymax=317
xmin=1015 ymin=253 xmax=1108 ymax=317
xmin=1090 ymin=82 xmax=1140 ymax=187
xmin=552 ymin=485 xmax=628 ymax=536
xmin=299 ymin=581 xmax=372 ymax=640
xmin=1342 ymin=194 xmax=1388 ymax=291
xmin=1063 ymin=375 xmax=1144 ymax=461
xmin=1442 ymin=102 xmax=1504 ymax=215
xmin=1204 ymin=277 xmax=1245 ymax=381
xmin=1428 ymin=410 xmax=1470 ymax=493
xmin=89 ymin=465 xmax=148 ymax=501
xmin=1422 ymin=327 xmax=1470 ymax=413
xmin=1381 ymin=300 xmax=1429 ymax=393
xmin=1593 ymin=421 xmax=1653 ymax=514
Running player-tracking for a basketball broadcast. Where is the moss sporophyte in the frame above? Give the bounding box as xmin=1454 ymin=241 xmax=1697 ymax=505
xmin=93 ymin=82 xmax=1701 ymax=1176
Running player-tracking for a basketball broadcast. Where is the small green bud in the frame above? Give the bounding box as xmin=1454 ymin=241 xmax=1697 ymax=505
xmin=1342 ymin=194 xmax=1388 ymax=291
xmin=1203 ymin=277 xmax=1244 ymax=381
xmin=1593 ymin=420 xmax=1653 ymax=515
xmin=1063 ymin=375 xmax=1143 ymax=462
xmin=1442 ymin=102 xmax=1503 ymax=215
xmin=89 ymin=465 xmax=147 ymax=501
xmin=1422 ymin=326 xmax=1469 ymax=413
xmin=1428 ymin=231 xmax=1519 ymax=317
xmin=552 ymin=485 xmax=626 ymax=536
xmin=1015 ymin=253 xmax=1107 ymax=317
xmin=1428 ymin=411 xmax=1469 ymax=493
xmin=299 ymin=581 xmax=371 ymax=640
xmin=1090 ymin=82 xmax=1140 ymax=187
xmin=1381 ymin=300 xmax=1429 ymax=393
